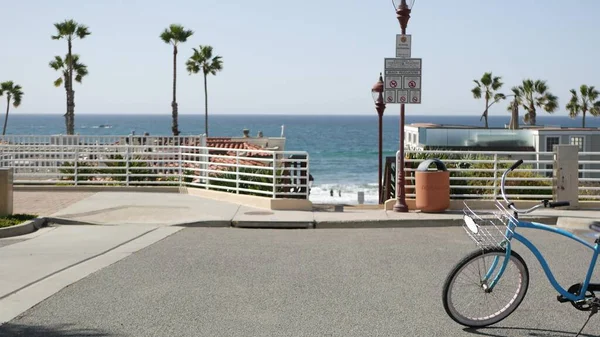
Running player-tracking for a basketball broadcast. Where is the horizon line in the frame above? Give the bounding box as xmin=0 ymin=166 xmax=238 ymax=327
xmin=7 ymin=113 xmax=577 ymax=117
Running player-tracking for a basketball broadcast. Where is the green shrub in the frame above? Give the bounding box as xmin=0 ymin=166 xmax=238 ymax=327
xmin=0 ymin=214 xmax=37 ymax=228
xmin=207 ymin=167 xmax=287 ymax=197
xmin=59 ymin=153 xmax=158 ymax=183
xmin=404 ymin=151 xmax=551 ymax=199
xmin=59 ymin=161 xmax=98 ymax=181
xmin=103 ymin=154 xmax=157 ymax=182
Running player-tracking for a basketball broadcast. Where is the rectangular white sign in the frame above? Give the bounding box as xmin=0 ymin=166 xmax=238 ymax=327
xmin=383 ymin=58 xmax=422 ymax=104
xmin=385 ymin=76 xmax=402 ymax=90
xmin=396 ymin=34 xmax=411 ymax=58
xmin=384 ymin=90 xmax=396 ymax=104
xmin=408 ymin=90 xmax=421 ymax=104
xmin=385 ymin=58 xmax=421 ymax=70
xmin=397 ymin=90 xmax=409 ymax=104
xmin=403 ymin=76 xmax=421 ymax=90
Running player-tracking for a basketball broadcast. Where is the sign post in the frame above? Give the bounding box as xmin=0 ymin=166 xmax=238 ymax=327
xmin=385 ymin=0 xmax=419 ymax=213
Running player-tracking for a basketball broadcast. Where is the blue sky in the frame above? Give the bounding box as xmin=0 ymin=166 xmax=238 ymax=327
xmin=2 ymin=0 xmax=599 ymax=116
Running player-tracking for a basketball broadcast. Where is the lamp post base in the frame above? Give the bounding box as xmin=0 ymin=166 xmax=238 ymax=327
xmin=393 ymin=200 xmax=408 ymax=212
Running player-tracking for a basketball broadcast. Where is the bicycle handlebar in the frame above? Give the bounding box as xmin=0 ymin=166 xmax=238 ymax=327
xmin=509 ymin=159 xmax=523 ymax=171
xmin=500 ymin=159 xmax=570 ymax=214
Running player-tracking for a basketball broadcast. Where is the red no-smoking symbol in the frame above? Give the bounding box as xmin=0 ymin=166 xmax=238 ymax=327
xmin=387 ymin=96 xmax=393 ymax=102
xmin=408 ymin=80 xmax=417 ymax=88
xmin=412 ymin=96 xmax=418 ymax=102
xmin=390 ymin=80 xmax=398 ymax=88
xmin=400 ymin=96 xmax=407 ymax=102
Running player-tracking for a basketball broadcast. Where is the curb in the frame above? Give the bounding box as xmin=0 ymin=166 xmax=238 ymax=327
xmin=232 ymin=221 xmax=314 ymax=229
xmin=46 ymin=217 xmax=232 ymax=228
xmin=35 ymin=215 xmax=562 ymax=230
xmin=315 ymin=218 xmax=464 ymax=228
xmin=0 ymin=218 xmax=47 ymax=239
xmin=555 ymin=217 xmax=600 ymax=231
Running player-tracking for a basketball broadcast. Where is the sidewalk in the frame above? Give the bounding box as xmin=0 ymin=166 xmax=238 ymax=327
xmin=12 ymin=191 xmax=600 ymax=229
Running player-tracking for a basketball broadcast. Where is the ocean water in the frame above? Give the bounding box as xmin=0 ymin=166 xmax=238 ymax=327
xmin=4 ymin=113 xmax=600 ymax=204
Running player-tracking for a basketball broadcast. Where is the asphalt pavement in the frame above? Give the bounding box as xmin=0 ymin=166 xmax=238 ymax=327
xmin=2 ymin=226 xmax=600 ymax=337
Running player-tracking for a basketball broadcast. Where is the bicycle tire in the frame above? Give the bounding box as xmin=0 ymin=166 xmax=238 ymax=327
xmin=442 ymin=247 xmax=529 ymax=327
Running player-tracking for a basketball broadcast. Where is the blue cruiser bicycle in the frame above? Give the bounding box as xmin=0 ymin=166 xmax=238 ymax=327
xmin=442 ymin=159 xmax=600 ymax=334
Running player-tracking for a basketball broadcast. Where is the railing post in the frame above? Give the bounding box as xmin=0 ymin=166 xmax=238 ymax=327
xmin=125 ymin=143 xmax=130 ymax=187
xmin=492 ymin=154 xmax=498 ymax=199
xmin=305 ymin=153 xmax=310 ymax=200
xmin=272 ymin=152 xmax=277 ymax=198
xmin=178 ymin=146 xmax=183 ymax=186
xmin=235 ymin=152 xmax=240 ymax=194
xmin=74 ymin=146 xmax=79 ymax=186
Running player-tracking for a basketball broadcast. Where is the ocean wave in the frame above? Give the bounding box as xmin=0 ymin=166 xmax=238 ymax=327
xmin=309 ymin=183 xmax=379 ymax=205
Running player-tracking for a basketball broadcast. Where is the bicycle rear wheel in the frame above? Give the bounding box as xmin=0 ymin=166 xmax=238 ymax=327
xmin=442 ymin=247 xmax=529 ymax=327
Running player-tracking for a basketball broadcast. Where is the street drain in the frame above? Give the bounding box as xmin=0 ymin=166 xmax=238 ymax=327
xmin=244 ymin=211 xmax=274 ymax=216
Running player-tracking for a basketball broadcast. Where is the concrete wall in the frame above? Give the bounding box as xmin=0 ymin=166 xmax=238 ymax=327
xmin=591 ymin=135 xmax=600 ymax=152
xmin=184 ymin=187 xmax=312 ymax=211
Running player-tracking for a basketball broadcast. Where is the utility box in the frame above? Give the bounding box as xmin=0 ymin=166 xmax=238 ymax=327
xmin=0 ymin=168 xmax=13 ymax=216
xmin=415 ymin=159 xmax=450 ymax=213
xmin=553 ymin=145 xmax=579 ymax=208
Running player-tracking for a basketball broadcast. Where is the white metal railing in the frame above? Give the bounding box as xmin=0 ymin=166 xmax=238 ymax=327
xmin=578 ymin=152 xmax=600 ymax=200
xmin=0 ymin=140 xmax=310 ymax=199
xmin=401 ymin=150 xmax=555 ymax=200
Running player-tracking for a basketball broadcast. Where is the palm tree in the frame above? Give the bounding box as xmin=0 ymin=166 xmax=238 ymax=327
xmin=566 ymin=85 xmax=600 ymax=128
xmin=51 ymin=19 xmax=91 ymax=135
xmin=472 ymin=72 xmax=504 ymax=128
xmin=0 ymin=81 xmax=24 ymax=136
xmin=505 ymin=87 xmax=522 ymax=130
xmin=512 ymin=79 xmax=558 ymax=125
xmin=186 ymin=45 xmax=223 ymax=137
xmin=160 ymin=24 xmax=194 ymax=136
xmin=49 ymin=55 xmax=89 ymax=110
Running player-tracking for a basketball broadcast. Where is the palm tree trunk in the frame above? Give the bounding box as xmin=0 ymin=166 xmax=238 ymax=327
xmin=483 ymin=97 xmax=489 ymax=129
xmin=204 ymin=73 xmax=208 ymax=137
xmin=583 ymin=110 xmax=587 ymax=128
xmin=64 ymin=77 xmax=69 ymax=134
xmin=67 ymin=39 xmax=75 ymax=135
xmin=70 ymin=90 xmax=76 ymax=134
xmin=171 ymin=45 xmax=179 ymax=136
xmin=529 ymin=104 xmax=536 ymax=126
xmin=2 ymin=97 xmax=10 ymax=136
xmin=510 ymin=101 xmax=519 ymax=130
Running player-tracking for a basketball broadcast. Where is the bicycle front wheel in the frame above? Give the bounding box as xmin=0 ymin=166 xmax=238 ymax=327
xmin=442 ymin=247 xmax=529 ymax=327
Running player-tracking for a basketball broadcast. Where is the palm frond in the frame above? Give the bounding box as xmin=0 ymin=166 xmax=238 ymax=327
xmin=543 ymin=93 xmax=558 ymax=113
xmin=51 ymin=55 xmax=64 ymax=67
xmin=0 ymin=82 xmax=24 ymax=107
xmin=12 ymin=91 xmax=23 ymax=107
xmin=491 ymin=76 xmax=503 ymax=91
xmin=162 ymin=24 xmax=193 ymax=44
xmin=534 ymin=80 xmax=548 ymax=94
xmin=580 ymin=84 xmax=589 ymax=97
xmin=76 ymin=25 xmax=91 ymax=39
xmin=186 ymin=59 xmax=200 ymax=74
xmin=53 ymin=19 xmax=88 ymax=39
xmin=591 ymin=101 xmax=600 ymax=117
xmin=160 ymin=29 xmax=173 ymax=44
xmin=480 ymin=72 xmax=492 ymax=87
xmin=471 ymin=87 xmax=481 ymax=99
xmin=588 ymin=86 xmax=599 ymax=102
xmin=54 ymin=77 xmax=64 ymax=87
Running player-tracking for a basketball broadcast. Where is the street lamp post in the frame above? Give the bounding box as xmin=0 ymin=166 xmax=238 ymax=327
xmin=372 ymin=73 xmax=386 ymax=204
xmin=393 ymin=0 xmax=412 ymax=212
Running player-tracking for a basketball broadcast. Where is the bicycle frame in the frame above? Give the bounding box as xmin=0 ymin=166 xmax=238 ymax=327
xmin=487 ymin=219 xmax=600 ymax=302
